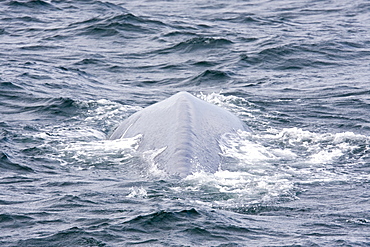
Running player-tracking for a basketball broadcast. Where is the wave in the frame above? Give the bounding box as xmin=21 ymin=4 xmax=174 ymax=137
xmin=0 ymin=81 xmax=23 ymax=91
xmin=70 ymin=13 xmax=167 ymax=38
xmin=27 ymin=97 xmax=78 ymax=117
xmin=14 ymin=227 xmax=106 ymax=247
xmin=186 ymin=69 xmax=232 ymax=86
xmin=0 ymin=152 xmax=34 ymax=173
xmin=239 ymin=41 xmax=351 ymax=70
xmin=158 ymin=37 xmax=233 ymax=54
xmin=235 ymin=26 xmax=370 ymax=70
xmin=0 ymin=94 xmax=79 ymax=120
xmin=1 ymin=16 xmax=46 ymax=24
xmin=125 ymin=208 xmax=200 ymax=226
xmin=6 ymin=0 xmax=58 ymax=10
xmin=117 ymin=208 xmax=244 ymax=245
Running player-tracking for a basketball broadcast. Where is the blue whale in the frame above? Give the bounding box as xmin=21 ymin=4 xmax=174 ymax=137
xmin=110 ymin=91 xmax=247 ymax=177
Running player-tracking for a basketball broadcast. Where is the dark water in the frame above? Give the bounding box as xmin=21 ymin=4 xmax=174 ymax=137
xmin=1 ymin=0 xmax=370 ymax=246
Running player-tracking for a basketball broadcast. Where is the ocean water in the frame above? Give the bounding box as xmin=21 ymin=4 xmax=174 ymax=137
xmin=1 ymin=0 xmax=370 ymax=246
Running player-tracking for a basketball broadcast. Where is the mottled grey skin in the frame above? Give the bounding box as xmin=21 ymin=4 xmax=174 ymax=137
xmin=110 ymin=91 xmax=247 ymax=177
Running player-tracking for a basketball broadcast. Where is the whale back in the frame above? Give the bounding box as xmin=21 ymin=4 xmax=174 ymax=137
xmin=110 ymin=91 xmax=246 ymax=177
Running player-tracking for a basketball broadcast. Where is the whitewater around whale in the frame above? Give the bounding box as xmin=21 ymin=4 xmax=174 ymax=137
xmin=110 ymin=92 xmax=248 ymax=177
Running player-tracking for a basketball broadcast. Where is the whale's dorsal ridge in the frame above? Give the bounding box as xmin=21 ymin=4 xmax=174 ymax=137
xmin=110 ymin=91 xmax=247 ymax=177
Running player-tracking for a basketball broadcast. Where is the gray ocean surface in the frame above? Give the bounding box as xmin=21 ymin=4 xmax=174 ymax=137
xmin=1 ymin=0 xmax=370 ymax=246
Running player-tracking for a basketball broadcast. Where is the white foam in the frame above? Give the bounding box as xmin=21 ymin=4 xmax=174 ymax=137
xmin=220 ymin=131 xmax=276 ymax=164
xmin=178 ymin=168 xmax=295 ymax=208
xmin=142 ymin=147 xmax=169 ymax=178
xmin=62 ymin=136 xmax=141 ymax=153
xmin=40 ymin=93 xmax=370 ymax=209
xmin=308 ymin=149 xmax=343 ymax=164
xmin=178 ymin=93 xmax=370 ymax=208
xmin=197 ymin=91 xmax=256 ymax=118
xmin=220 ymin=126 xmax=370 ymax=184
xmin=83 ymin=98 xmax=142 ymax=131
xmin=53 ymin=135 xmax=141 ymax=170
xmin=127 ymin=186 xmax=148 ymax=198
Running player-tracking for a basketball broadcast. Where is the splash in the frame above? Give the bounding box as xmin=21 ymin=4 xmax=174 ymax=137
xmin=40 ymin=93 xmax=370 ymax=210
xmin=164 ymin=93 xmax=370 ymax=210
xmin=127 ymin=186 xmax=148 ymax=198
